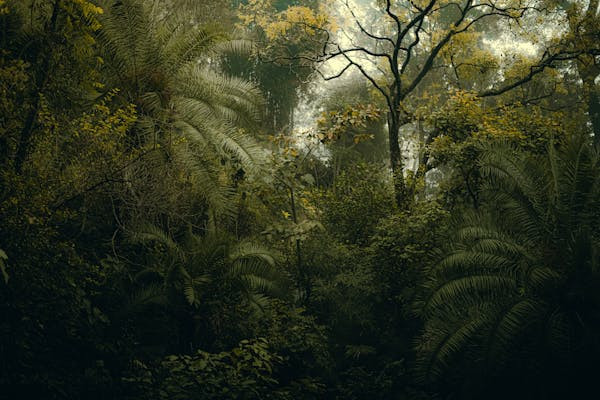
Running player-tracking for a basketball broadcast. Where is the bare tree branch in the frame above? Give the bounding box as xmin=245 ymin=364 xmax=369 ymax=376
xmin=385 ymin=0 xmax=402 ymax=31
xmin=397 ymin=0 xmax=437 ymax=45
xmin=479 ymin=50 xmax=586 ymax=97
xmin=345 ymin=0 xmax=395 ymax=46
xmin=317 ymin=62 xmax=354 ymax=81
xmin=400 ymin=11 xmax=425 ymax=74
xmin=338 ymin=46 xmax=393 ymax=110
xmin=402 ymin=0 xmax=472 ymax=97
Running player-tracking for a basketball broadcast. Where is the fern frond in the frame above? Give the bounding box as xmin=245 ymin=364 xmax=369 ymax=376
xmin=229 ymin=242 xmax=277 ymax=267
xmin=423 ymin=274 xmax=517 ymax=315
xmin=418 ymin=137 xmax=600 ymax=385
xmin=127 ymin=222 xmax=182 ymax=256
xmin=484 ymin=298 xmax=546 ymax=371
xmin=417 ymin=312 xmax=490 ymax=383
xmin=121 ymin=283 xmax=168 ymax=316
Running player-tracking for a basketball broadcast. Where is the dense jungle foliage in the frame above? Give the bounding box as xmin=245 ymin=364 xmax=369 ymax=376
xmin=1 ymin=0 xmax=599 ymax=399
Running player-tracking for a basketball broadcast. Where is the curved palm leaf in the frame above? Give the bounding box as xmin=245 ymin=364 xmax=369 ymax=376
xmin=96 ymin=0 xmax=265 ymax=215
xmin=417 ymin=137 xmax=600 ymax=389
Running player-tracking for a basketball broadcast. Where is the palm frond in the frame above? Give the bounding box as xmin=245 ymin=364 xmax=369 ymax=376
xmin=96 ymin=0 xmax=266 ymax=219
xmin=484 ymin=298 xmax=546 ymax=371
xmin=159 ymin=24 xmax=225 ymax=75
xmin=229 ymin=242 xmax=278 ymax=266
xmin=417 ymin=137 xmax=600 ymax=384
xmin=127 ymin=222 xmax=182 ymax=257
xmin=417 ymin=312 xmax=491 ymax=383
xmin=423 ymin=274 xmax=517 ymax=315
xmin=120 ymin=283 xmax=169 ymax=316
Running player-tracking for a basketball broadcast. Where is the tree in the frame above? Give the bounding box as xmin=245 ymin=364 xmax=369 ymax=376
xmin=129 ymin=224 xmax=282 ymax=309
xmin=305 ymin=0 xmax=600 ymax=207
xmin=563 ymin=0 xmax=600 ymax=143
xmin=1 ymin=0 xmax=104 ymax=173
xmin=424 ymin=89 xmax=571 ymax=208
xmin=317 ymin=163 xmax=394 ymax=245
xmin=234 ymin=0 xmax=330 ymax=133
xmin=316 ymin=81 xmax=388 ymax=175
xmin=416 ymin=136 xmax=600 ymax=399
xmin=96 ymin=0 xmax=266 ymax=226
xmin=121 ymin=224 xmax=285 ymax=355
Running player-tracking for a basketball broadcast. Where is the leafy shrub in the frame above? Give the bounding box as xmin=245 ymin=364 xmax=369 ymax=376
xmin=371 ymin=202 xmax=450 ymax=309
xmin=317 ymin=163 xmax=395 ymax=245
xmin=124 ymin=338 xmax=281 ymax=400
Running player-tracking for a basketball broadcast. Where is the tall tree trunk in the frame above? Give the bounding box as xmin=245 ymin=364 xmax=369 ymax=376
xmin=588 ymin=84 xmax=600 ymax=145
xmin=568 ymin=0 xmax=600 ymax=145
xmin=289 ymin=186 xmax=309 ymax=302
xmin=414 ymin=127 xmax=439 ymax=199
xmin=14 ymin=0 xmax=60 ymax=174
xmin=576 ymin=60 xmax=600 ymax=145
xmin=388 ymin=111 xmax=407 ymax=209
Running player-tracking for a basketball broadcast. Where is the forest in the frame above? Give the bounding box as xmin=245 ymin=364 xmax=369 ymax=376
xmin=0 ymin=0 xmax=599 ymax=398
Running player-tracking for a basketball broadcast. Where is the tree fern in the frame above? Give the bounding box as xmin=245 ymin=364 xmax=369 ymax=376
xmin=127 ymin=224 xmax=284 ymax=309
xmin=416 ymin=137 xmax=600 ymax=395
xmin=96 ymin=0 xmax=266 ymax=217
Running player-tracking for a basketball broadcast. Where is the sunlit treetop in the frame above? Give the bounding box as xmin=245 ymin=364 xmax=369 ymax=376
xmin=238 ymin=0 xmax=334 ymax=41
xmin=0 ymin=0 xmax=9 ymax=15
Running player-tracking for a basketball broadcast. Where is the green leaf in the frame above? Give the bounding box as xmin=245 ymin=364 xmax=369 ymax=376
xmin=0 ymin=249 xmax=8 ymax=284
xmin=300 ymin=173 xmax=315 ymax=185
